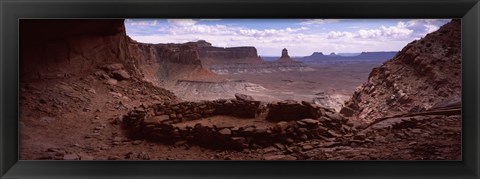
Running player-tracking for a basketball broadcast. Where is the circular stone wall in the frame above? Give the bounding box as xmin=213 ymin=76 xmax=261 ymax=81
xmin=122 ymin=97 xmax=354 ymax=150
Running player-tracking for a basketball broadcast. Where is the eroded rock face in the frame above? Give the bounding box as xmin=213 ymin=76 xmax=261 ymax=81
xmin=281 ymin=48 xmax=289 ymax=58
xmin=20 ymin=19 xmax=132 ymax=82
xmin=341 ymin=19 xmax=461 ymax=123
xmin=126 ymin=41 xmax=218 ymax=85
xmin=277 ymin=48 xmax=295 ymax=63
xmin=198 ymin=45 xmax=263 ymax=65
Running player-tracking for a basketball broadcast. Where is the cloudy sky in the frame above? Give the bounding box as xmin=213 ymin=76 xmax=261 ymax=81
xmin=125 ymin=19 xmax=450 ymax=56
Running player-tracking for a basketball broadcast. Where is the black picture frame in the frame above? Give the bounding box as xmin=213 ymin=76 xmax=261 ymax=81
xmin=1 ymin=0 xmax=479 ymax=178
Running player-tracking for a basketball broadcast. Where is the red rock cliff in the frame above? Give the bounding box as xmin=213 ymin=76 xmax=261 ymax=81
xmin=126 ymin=39 xmax=219 ymax=85
xmin=197 ymin=43 xmax=263 ymax=65
xmin=20 ymin=19 xmax=216 ymax=85
xmin=340 ymin=19 xmax=461 ymax=123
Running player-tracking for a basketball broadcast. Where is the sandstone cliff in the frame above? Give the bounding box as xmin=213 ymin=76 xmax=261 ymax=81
xmin=198 ymin=44 xmax=263 ymax=66
xmin=205 ymin=47 xmax=314 ymax=75
xmin=126 ymin=39 xmax=220 ymax=86
xmin=340 ymin=19 xmax=461 ymax=123
xmin=20 ymin=20 xmax=218 ymax=86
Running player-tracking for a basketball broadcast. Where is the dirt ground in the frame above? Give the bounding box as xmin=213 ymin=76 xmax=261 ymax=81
xmin=19 ymin=61 xmax=460 ymax=161
xmin=18 ymin=62 xmax=364 ymax=160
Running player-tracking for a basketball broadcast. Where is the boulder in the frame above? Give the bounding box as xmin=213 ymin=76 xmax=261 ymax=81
xmin=235 ymin=93 xmax=255 ymax=101
xmin=298 ymin=118 xmax=319 ymax=129
xmin=94 ymin=70 xmax=106 ymax=76
xmin=101 ymin=63 xmax=124 ymax=71
xmin=340 ymin=107 xmax=354 ymax=117
xmin=275 ymin=121 xmax=289 ymax=131
xmin=327 ymin=130 xmax=342 ymax=138
xmin=326 ymin=112 xmax=345 ymax=122
xmin=300 ymin=118 xmax=318 ymax=125
xmin=111 ymin=70 xmax=130 ymax=80
xmin=143 ymin=115 xmax=170 ymax=125
xmin=218 ymin=128 xmax=232 ymax=135
xmin=302 ymin=145 xmax=314 ymax=151
xmin=106 ymin=78 xmax=118 ymax=85
xmin=243 ymin=126 xmax=256 ymax=133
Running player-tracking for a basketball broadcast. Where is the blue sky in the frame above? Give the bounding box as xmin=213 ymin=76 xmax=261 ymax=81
xmin=125 ymin=19 xmax=450 ymax=56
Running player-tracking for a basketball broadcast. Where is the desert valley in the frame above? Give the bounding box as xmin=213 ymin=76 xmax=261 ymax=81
xmin=19 ymin=19 xmax=461 ymax=160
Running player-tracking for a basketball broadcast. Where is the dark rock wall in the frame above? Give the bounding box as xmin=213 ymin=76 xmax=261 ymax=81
xmin=20 ymin=19 xmax=131 ymax=82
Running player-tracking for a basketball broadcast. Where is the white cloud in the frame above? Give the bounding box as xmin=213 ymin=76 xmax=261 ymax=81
xmin=358 ymin=29 xmax=382 ymax=38
xmin=164 ymin=19 xmax=308 ymax=39
xmin=125 ymin=19 xmax=158 ymax=26
xmin=404 ymin=19 xmax=448 ymax=36
xmin=236 ymin=27 xmax=307 ymax=37
xmin=424 ymin=24 xmax=440 ymax=33
xmin=358 ymin=22 xmax=413 ymax=39
xmin=327 ymin=31 xmax=354 ymax=39
xmin=167 ymin=19 xmax=197 ymax=27
xmin=300 ymin=19 xmax=340 ymax=25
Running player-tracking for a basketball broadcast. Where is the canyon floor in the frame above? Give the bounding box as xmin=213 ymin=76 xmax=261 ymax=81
xmin=19 ymin=61 xmax=460 ymax=160
xmin=169 ymin=62 xmax=380 ymax=112
xmin=17 ymin=19 xmax=461 ymax=161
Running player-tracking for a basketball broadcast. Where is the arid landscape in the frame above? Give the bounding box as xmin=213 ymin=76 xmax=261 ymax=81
xmin=19 ymin=19 xmax=461 ymax=160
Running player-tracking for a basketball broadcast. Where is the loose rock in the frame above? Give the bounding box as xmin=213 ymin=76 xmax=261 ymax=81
xmin=111 ymin=70 xmax=130 ymax=80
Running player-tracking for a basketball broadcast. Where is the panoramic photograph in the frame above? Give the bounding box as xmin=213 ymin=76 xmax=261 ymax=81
xmin=19 ymin=19 xmax=461 ymax=160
